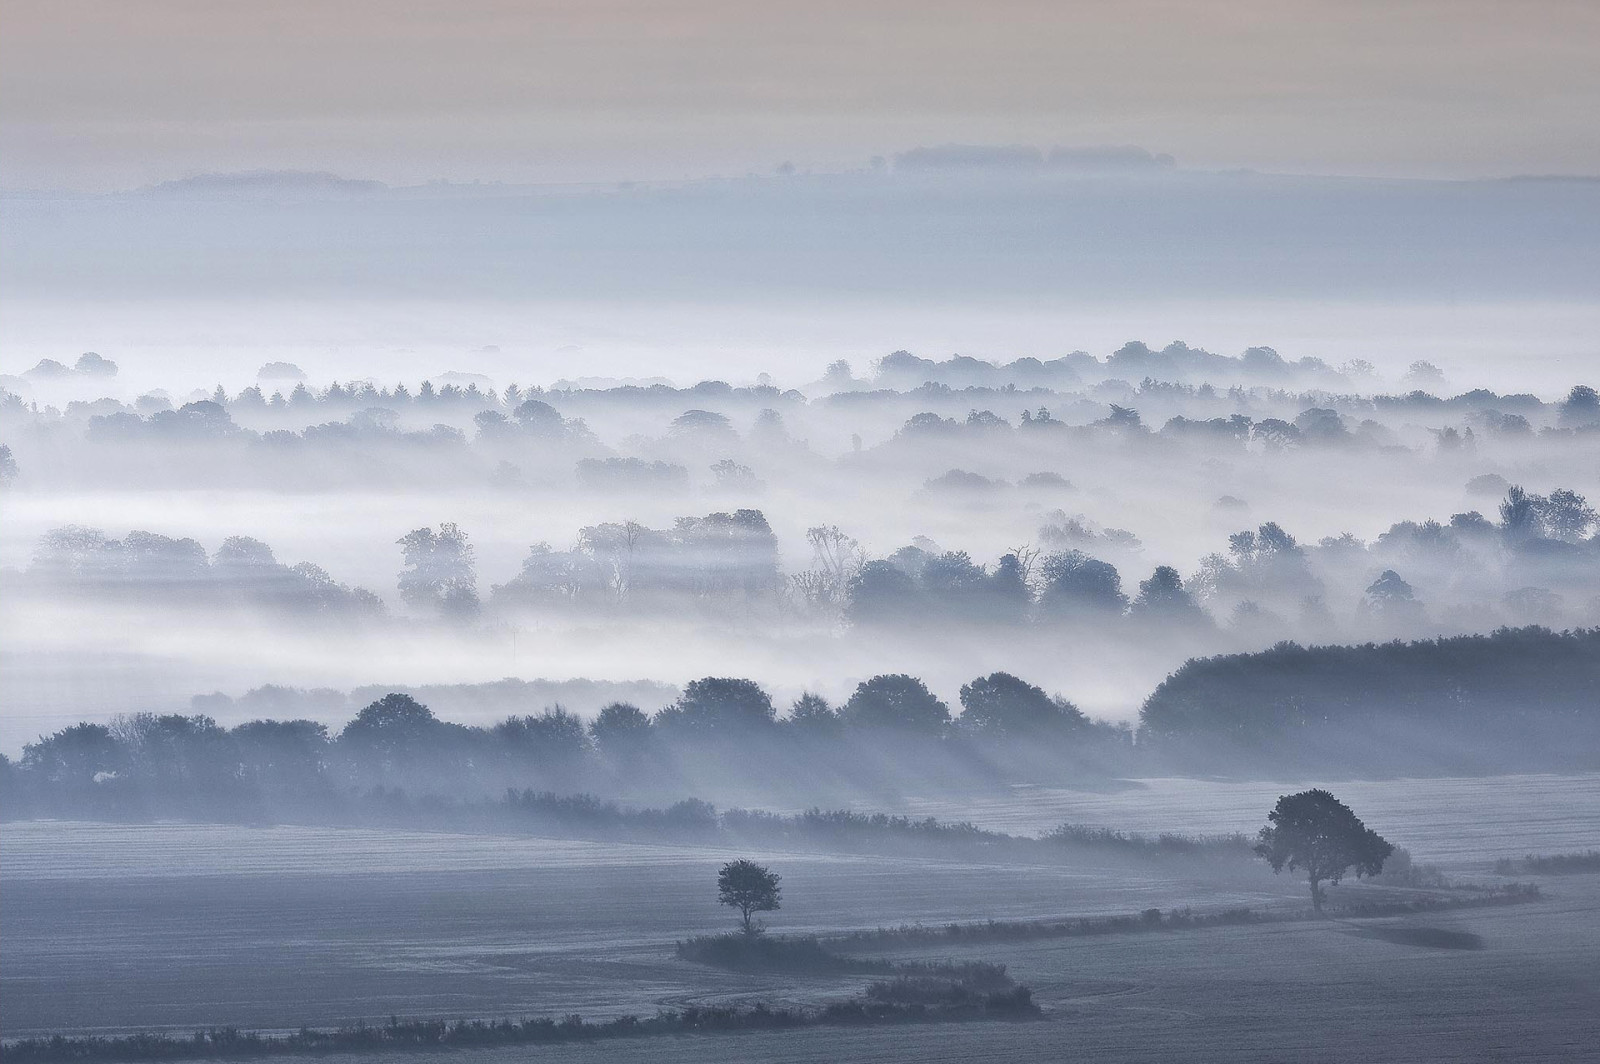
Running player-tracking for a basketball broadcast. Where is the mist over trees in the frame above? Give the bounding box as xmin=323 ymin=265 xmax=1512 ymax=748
xmin=1139 ymin=627 xmax=1600 ymax=773
xmin=5 ymin=625 xmax=1596 ymax=827
xmin=3 ymin=345 xmax=1597 ymax=767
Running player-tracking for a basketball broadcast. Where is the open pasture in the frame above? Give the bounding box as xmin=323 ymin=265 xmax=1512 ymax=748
xmin=903 ymin=773 xmax=1600 ymax=863
xmin=1 ymin=821 xmax=1292 ymax=1038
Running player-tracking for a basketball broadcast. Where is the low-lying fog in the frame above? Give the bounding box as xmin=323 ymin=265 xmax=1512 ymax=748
xmin=3 ymin=331 xmax=1597 ymax=755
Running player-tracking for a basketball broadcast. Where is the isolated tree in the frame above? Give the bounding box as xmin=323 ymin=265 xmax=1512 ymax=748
xmin=717 ymin=859 xmax=782 ymax=935
xmin=1254 ymin=790 xmax=1393 ymax=912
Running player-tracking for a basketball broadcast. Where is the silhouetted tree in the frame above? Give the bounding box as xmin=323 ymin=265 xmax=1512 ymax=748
xmin=666 ymin=677 xmax=776 ymax=735
xmin=958 ymin=672 xmax=1086 ymax=737
xmin=717 ymin=859 xmax=781 ymax=935
xmin=338 ymin=693 xmax=449 ymax=774
xmin=1254 ymin=790 xmax=1393 ymax=911
xmin=22 ymin=723 xmax=126 ymax=786
xmin=589 ymin=702 xmax=653 ymax=758
xmin=1499 ymin=486 xmax=1544 ymax=543
xmin=1557 ymin=384 xmax=1600 ymax=428
xmin=1038 ymin=550 xmax=1127 ymax=617
xmin=845 ymin=560 xmax=920 ymax=625
xmin=1363 ymin=569 xmax=1424 ymax=626
xmin=985 ymin=553 xmax=1033 ymax=624
xmin=787 ymin=692 xmax=840 ymax=736
xmin=1536 ymin=488 xmax=1596 ymax=543
xmin=843 ymin=674 xmax=950 ymax=734
xmin=493 ymin=707 xmax=591 ymax=767
xmin=1131 ymin=565 xmax=1207 ymax=625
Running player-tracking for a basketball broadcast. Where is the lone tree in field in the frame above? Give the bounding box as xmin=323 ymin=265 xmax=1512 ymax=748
xmin=1254 ymin=789 xmax=1393 ymax=913
xmin=717 ymin=859 xmax=782 ymax=936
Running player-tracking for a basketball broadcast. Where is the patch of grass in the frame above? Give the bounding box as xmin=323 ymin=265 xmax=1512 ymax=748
xmin=675 ymin=935 xmax=1039 ymax=1026
xmin=828 ymin=887 xmax=1542 ymax=951
xmin=675 ymin=933 xmax=891 ymax=974
xmin=1042 ymin=823 xmax=1253 ymax=859
xmin=0 ymin=987 xmax=1042 ymax=1064
xmin=1494 ymin=850 xmax=1600 ymax=875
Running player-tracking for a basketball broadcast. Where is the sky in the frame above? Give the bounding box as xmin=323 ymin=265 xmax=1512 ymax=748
xmin=4 ymin=0 xmax=1599 ymax=191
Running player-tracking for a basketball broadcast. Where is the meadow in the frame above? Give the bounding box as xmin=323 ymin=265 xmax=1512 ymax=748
xmin=4 ymin=773 xmax=1597 ymax=1058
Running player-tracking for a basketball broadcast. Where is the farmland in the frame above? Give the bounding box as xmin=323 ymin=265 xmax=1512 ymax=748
xmin=4 ymin=774 xmax=1598 ymax=1061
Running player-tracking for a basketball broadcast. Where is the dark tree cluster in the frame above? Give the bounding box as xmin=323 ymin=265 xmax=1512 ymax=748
xmin=12 ymin=622 xmax=1593 ymax=824
xmin=2 ymin=671 xmax=1126 ymax=822
xmin=845 ymin=544 xmax=1209 ymax=632
xmin=1139 ymin=626 xmax=1600 ymax=772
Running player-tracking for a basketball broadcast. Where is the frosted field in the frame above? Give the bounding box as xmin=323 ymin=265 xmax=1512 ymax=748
xmin=0 ymin=822 xmax=1298 ymax=1037
xmin=200 ymin=884 xmax=1599 ymax=1064
xmin=3 ymin=773 xmax=1598 ymax=1059
xmin=903 ymin=773 xmax=1600 ymax=864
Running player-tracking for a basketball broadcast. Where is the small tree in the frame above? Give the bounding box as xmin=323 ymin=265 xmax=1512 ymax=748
xmin=1254 ymin=790 xmax=1393 ymax=912
xmin=717 ymin=859 xmax=781 ymax=936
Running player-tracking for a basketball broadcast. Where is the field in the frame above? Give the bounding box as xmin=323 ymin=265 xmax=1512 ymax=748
xmin=4 ymin=774 xmax=1599 ymax=1062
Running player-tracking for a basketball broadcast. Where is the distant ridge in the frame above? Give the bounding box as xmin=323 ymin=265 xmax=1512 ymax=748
xmin=141 ymin=169 xmax=387 ymax=197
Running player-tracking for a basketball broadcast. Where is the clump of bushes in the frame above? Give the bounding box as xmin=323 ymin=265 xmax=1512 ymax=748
xmin=1042 ymin=823 xmax=1252 ymax=859
xmin=1494 ymin=850 xmax=1600 ymax=875
xmin=827 ymin=888 xmax=1541 ymax=952
xmin=675 ymin=934 xmax=890 ymax=974
xmin=676 ymin=935 xmax=1040 ymax=1021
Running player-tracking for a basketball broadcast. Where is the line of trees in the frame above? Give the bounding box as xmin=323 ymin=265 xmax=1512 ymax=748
xmin=1139 ymin=626 xmax=1600 ymax=772
xmin=2 ymin=671 xmax=1128 ymax=821
xmin=18 ymin=526 xmax=383 ymax=615
xmin=17 ymin=476 xmax=1599 ymax=637
xmin=5 ymin=625 xmax=1596 ymax=824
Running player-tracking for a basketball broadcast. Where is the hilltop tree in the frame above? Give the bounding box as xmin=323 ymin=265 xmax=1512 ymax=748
xmin=1254 ymin=790 xmax=1393 ymax=912
xmin=717 ymin=859 xmax=782 ymax=936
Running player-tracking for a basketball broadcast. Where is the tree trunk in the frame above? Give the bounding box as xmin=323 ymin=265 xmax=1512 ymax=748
xmin=1309 ymin=876 xmax=1322 ymax=914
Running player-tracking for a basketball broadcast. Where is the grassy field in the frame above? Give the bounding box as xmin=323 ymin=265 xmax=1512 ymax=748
xmin=901 ymin=773 xmax=1600 ymax=862
xmin=3 ymin=774 xmax=1598 ymax=1060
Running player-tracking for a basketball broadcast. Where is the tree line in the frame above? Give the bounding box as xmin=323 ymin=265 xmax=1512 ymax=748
xmin=6 ymin=625 xmax=1596 ymax=824
xmin=1139 ymin=626 xmax=1600 ymax=772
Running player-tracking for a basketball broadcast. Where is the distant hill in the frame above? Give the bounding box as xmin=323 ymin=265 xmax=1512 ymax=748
xmin=142 ymin=170 xmax=386 ymax=198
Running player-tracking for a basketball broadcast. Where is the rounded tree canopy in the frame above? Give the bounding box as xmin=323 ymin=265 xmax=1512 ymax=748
xmin=843 ymin=674 xmax=951 ymax=734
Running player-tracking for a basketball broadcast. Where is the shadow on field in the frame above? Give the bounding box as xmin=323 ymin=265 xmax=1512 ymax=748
xmin=1345 ymin=925 xmax=1485 ymax=950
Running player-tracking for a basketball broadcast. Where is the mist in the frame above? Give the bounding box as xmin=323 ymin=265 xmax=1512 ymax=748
xmin=5 ymin=4 xmax=1600 ymax=1059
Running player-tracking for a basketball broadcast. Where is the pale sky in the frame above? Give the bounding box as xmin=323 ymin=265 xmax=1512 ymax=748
xmin=3 ymin=0 xmax=1599 ymax=190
